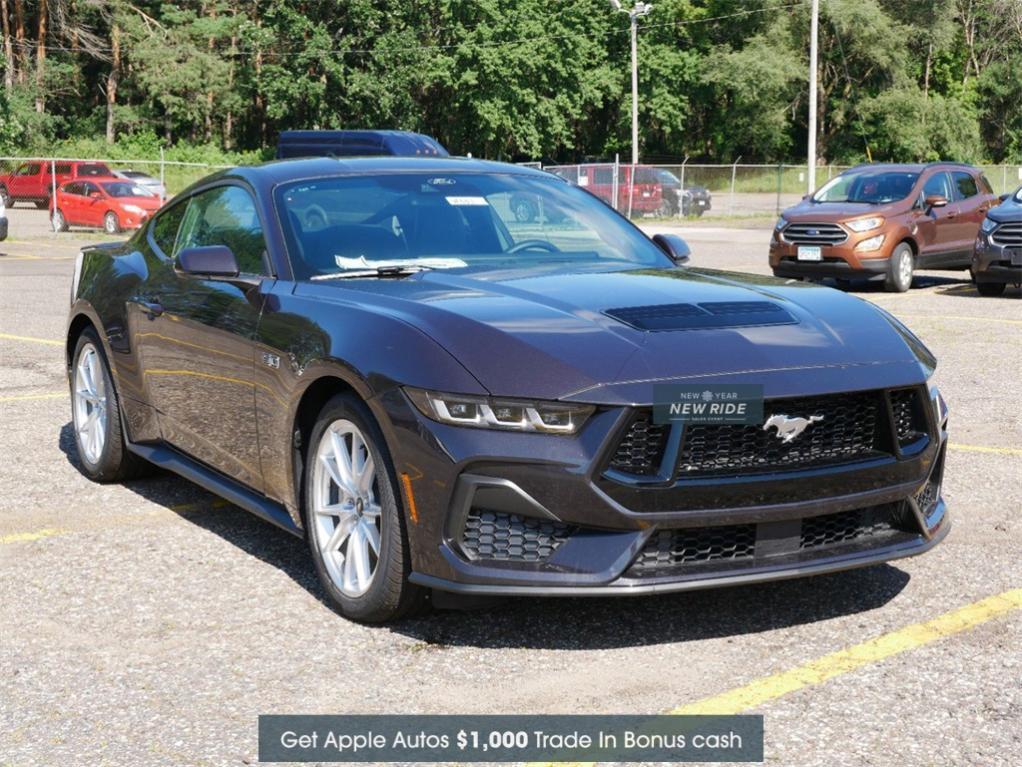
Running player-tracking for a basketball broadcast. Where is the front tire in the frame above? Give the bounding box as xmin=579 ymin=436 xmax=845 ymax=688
xmin=304 ymin=394 xmax=425 ymax=622
xmin=70 ymin=329 xmax=150 ymax=482
xmin=104 ymin=211 xmax=121 ymax=234
xmin=884 ymin=243 xmax=914 ymax=292
xmin=52 ymin=209 xmax=69 ymax=232
xmin=976 ymin=281 xmax=1006 ymax=297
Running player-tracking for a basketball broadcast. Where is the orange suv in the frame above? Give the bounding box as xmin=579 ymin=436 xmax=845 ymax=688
xmin=769 ymin=162 xmax=999 ymax=291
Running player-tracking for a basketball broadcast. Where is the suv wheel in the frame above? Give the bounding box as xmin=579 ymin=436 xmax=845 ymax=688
xmin=304 ymin=394 xmax=426 ymax=622
xmin=976 ymin=281 xmax=1006 ymax=297
xmin=885 ymin=243 xmax=914 ymax=292
xmin=512 ymin=198 xmax=536 ymax=223
xmin=70 ymin=329 xmax=150 ymax=482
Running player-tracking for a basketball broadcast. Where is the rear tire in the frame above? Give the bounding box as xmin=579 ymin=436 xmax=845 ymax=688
xmin=884 ymin=243 xmax=914 ymax=292
xmin=976 ymin=281 xmax=1006 ymax=297
xmin=70 ymin=328 xmax=151 ymax=482
xmin=303 ymin=393 xmax=426 ymax=623
xmin=104 ymin=211 xmax=121 ymax=234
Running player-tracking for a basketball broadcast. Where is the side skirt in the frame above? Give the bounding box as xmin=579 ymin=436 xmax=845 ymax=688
xmin=126 ymin=441 xmax=304 ymax=538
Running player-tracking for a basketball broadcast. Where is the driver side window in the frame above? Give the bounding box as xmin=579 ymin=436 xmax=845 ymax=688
xmin=177 ymin=185 xmax=268 ymax=275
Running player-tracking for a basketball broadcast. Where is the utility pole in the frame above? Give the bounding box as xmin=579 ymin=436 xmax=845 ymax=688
xmin=807 ymin=0 xmax=819 ymax=194
xmin=610 ymin=1 xmax=653 ymax=166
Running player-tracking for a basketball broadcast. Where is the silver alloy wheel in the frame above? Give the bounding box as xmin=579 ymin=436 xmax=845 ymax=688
xmin=898 ymin=250 xmax=913 ymax=287
xmin=73 ymin=343 xmax=108 ymax=464
xmin=104 ymin=212 xmax=118 ymax=234
xmin=311 ymin=419 xmax=383 ymax=597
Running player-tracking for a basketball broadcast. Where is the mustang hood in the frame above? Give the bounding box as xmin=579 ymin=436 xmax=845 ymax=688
xmin=326 ymin=267 xmax=932 ymax=403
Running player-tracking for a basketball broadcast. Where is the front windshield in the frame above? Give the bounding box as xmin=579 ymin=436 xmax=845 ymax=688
xmin=276 ymin=172 xmax=672 ymax=279
xmin=813 ymin=171 xmax=919 ymax=204
xmin=102 ymin=181 xmax=154 ymax=198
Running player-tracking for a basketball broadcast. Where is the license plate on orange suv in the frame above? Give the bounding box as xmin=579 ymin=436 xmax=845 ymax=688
xmin=797 ymin=246 xmax=823 ymax=261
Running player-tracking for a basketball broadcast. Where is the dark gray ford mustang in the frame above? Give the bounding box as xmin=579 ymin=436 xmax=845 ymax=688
xmin=66 ymin=157 xmax=949 ymax=622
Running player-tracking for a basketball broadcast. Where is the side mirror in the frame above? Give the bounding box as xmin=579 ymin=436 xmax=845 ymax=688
xmin=924 ymin=194 xmax=948 ymax=210
xmin=175 ymin=245 xmax=239 ymax=278
xmin=652 ymin=233 xmax=691 ymax=264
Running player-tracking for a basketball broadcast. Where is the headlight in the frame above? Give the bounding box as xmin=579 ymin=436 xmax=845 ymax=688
xmin=405 ymin=388 xmax=594 ymax=434
xmin=854 ymin=234 xmax=886 ymax=251
xmin=847 ymin=216 xmax=884 ymax=232
xmin=774 ymin=216 xmax=787 ymax=231
xmin=980 ymin=217 xmax=997 ymax=233
xmin=123 ymin=204 xmax=145 ymax=215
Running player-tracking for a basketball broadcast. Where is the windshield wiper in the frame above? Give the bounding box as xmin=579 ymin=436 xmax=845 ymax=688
xmin=311 ymin=264 xmax=433 ymax=281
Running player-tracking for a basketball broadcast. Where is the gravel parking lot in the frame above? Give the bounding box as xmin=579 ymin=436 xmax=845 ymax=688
xmin=1 ymin=206 xmax=1020 ymax=766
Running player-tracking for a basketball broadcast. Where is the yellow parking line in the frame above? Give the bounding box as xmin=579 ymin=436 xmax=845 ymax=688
xmin=950 ymin=443 xmax=1022 ymax=456
xmin=0 ymin=391 xmax=66 ymax=402
xmin=0 ymin=332 xmax=62 ymax=347
xmin=0 ymin=527 xmax=67 ymax=544
xmin=670 ymin=589 xmax=1022 ymax=715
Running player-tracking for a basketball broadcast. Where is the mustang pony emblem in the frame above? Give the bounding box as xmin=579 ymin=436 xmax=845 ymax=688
xmin=763 ymin=414 xmax=824 ymax=443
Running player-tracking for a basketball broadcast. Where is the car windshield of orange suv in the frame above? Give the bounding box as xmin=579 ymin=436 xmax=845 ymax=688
xmin=811 ymin=170 xmax=918 ymax=205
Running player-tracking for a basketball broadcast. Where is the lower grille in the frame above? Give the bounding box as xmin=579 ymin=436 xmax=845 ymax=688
xmin=630 ymin=525 xmax=756 ymax=573
xmin=800 ymin=506 xmax=897 ymax=550
xmin=627 ymin=503 xmax=914 ymax=578
xmin=460 ymin=510 xmax=573 ymax=562
xmin=677 ymin=391 xmax=885 ymax=477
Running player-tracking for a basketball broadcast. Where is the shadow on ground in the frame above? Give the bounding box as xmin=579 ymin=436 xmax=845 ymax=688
xmin=59 ymin=421 xmax=912 ymax=650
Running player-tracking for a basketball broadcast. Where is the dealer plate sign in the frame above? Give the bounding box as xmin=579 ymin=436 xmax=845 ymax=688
xmin=653 ymin=384 xmax=764 ymax=425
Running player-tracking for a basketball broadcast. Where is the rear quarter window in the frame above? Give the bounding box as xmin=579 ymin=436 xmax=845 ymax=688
xmin=952 ymin=171 xmax=978 ymax=199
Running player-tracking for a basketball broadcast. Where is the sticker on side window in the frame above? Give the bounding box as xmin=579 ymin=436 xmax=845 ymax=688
xmin=445 ymin=196 xmax=489 ymax=206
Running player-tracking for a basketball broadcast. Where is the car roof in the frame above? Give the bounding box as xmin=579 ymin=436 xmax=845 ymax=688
xmin=61 ymin=175 xmax=130 ymax=186
xmin=844 ymin=161 xmax=978 ymax=174
xmin=194 ymin=155 xmax=556 ymax=191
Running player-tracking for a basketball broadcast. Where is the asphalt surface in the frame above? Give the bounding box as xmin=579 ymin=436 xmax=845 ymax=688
xmin=1 ymin=206 xmax=1020 ymax=767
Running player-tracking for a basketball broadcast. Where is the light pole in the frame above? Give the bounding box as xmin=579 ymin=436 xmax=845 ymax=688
xmin=807 ymin=0 xmax=819 ymax=194
xmin=610 ymin=1 xmax=653 ymax=166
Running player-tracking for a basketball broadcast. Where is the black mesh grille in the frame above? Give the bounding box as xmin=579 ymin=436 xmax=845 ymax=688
xmin=630 ymin=524 xmax=756 ymax=574
xmin=800 ymin=506 xmax=896 ymax=550
xmin=677 ymin=391 xmax=885 ymax=477
xmin=890 ymin=388 xmax=926 ymax=446
xmin=609 ymin=416 xmax=669 ymax=475
xmin=460 ymin=510 xmax=573 ymax=562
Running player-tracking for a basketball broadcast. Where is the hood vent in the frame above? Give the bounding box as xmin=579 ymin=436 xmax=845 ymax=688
xmin=605 ymin=301 xmax=796 ymax=331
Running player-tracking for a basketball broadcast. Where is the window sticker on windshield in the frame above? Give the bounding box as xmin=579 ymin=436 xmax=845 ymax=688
xmin=445 ymin=196 xmax=489 ymax=206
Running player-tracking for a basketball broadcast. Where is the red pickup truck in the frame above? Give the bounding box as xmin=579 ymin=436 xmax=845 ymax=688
xmin=0 ymin=160 xmax=112 ymax=209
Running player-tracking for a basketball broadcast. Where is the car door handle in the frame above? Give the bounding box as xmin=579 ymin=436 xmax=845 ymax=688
xmin=138 ymin=299 xmax=163 ymax=319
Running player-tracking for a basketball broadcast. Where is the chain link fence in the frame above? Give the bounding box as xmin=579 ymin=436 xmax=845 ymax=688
xmin=541 ymin=161 xmax=1022 ymax=220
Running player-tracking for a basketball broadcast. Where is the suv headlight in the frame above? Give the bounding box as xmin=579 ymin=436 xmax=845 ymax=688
xmin=406 ymin=388 xmax=594 ymax=434
xmin=847 ymin=216 xmax=884 ymax=232
xmin=980 ymin=217 xmax=997 ymax=234
xmin=774 ymin=216 xmax=787 ymax=231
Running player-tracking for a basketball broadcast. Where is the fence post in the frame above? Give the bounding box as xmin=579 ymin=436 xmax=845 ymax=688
xmin=680 ymin=156 xmax=689 ymax=216
xmin=1003 ymin=164 xmax=1007 ymax=195
xmin=776 ymin=163 xmax=784 ymax=215
xmin=160 ymin=147 xmax=166 ymax=201
xmin=612 ymin=153 xmax=619 ymax=213
xmin=50 ymin=158 xmax=57 ymax=234
xmin=728 ymin=156 xmax=741 ymax=217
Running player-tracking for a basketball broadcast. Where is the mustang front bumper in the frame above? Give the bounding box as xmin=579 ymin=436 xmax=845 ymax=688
xmin=382 ymin=381 xmax=950 ymax=597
